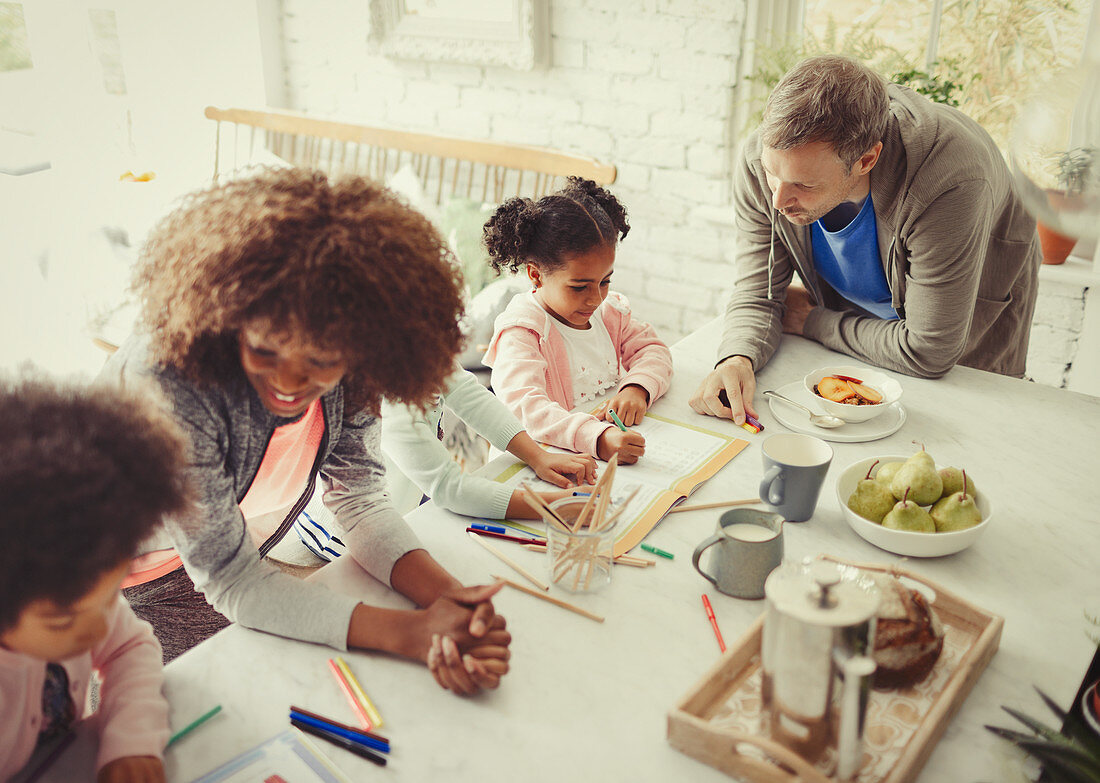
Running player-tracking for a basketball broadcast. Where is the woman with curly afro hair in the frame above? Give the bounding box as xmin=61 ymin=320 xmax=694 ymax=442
xmin=99 ymin=167 xmax=510 ymax=696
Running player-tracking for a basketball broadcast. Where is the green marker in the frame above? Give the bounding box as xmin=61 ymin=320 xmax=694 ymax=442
xmin=166 ymin=705 xmax=223 ymax=748
xmin=607 ymin=408 xmax=628 ymax=432
xmin=640 ymin=543 xmax=674 ymax=560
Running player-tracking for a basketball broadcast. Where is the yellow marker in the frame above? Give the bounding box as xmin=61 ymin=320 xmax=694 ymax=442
xmin=334 ymin=656 xmax=385 ymax=729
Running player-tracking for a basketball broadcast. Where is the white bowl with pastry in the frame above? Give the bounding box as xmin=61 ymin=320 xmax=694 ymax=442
xmin=836 ymin=454 xmax=992 ymax=557
xmin=804 ymin=365 xmax=902 ymax=423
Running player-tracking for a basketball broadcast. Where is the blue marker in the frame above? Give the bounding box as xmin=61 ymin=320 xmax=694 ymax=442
xmin=288 ymin=711 xmax=390 ymax=754
xmin=572 ymin=491 xmax=592 ymax=497
xmin=471 ymin=523 xmax=506 ymax=534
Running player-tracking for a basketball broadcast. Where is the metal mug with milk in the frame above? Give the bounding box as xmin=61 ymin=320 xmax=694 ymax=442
xmin=691 ymin=508 xmax=784 ymax=599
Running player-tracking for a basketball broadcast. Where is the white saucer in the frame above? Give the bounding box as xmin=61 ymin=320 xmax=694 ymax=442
xmin=766 ymin=380 xmax=907 ymax=443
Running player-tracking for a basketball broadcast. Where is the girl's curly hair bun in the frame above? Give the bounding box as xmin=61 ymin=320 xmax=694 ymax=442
xmin=482 ymin=177 xmax=629 ymax=276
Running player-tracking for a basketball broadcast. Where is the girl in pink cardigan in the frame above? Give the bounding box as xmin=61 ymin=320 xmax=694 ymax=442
xmin=482 ymin=177 xmax=673 ymax=464
xmin=0 ymin=378 xmax=192 ymax=783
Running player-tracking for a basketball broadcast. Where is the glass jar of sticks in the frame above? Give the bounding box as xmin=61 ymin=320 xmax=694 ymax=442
xmin=545 ymin=496 xmax=618 ymax=593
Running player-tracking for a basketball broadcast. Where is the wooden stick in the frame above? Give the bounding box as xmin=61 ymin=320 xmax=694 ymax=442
xmin=521 ymin=543 xmax=652 ymax=567
xmin=576 ymin=454 xmax=617 ymax=531
xmin=518 ymin=482 xmax=572 ymax=533
xmin=590 ymin=461 xmax=616 ymax=533
xmin=599 ymin=486 xmax=641 ymax=530
xmin=492 ymin=575 xmax=604 ymax=623
xmin=666 ymin=498 xmax=760 ymax=514
xmin=468 ymin=532 xmax=549 ymax=591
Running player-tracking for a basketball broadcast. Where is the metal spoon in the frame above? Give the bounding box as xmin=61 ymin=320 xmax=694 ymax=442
xmin=762 ymin=390 xmax=846 ymax=429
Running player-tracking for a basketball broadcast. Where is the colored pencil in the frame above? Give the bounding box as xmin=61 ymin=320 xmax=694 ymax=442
xmin=518 ymin=482 xmax=572 ymax=533
xmin=289 ymin=705 xmax=389 ymax=744
xmin=493 ymin=575 xmax=604 ymax=623
xmin=667 ymin=498 xmax=760 ymax=513
xmin=745 ymin=412 xmax=765 ymax=431
xmin=607 ymin=408 xmax=628 ymax=432
xmin=327 ymin=658 xmax=373 ymax=730
xmin=465 ymin=527 xmax=544 ymax=546
xmin=333 ymin=656 xmax=384 ymax=729
xmin=166 ymin=704 xmax=222 ymax=748
xmin=291 ymin=719 xmax=387 ymax=767
xmin=519 ymin=541 xmax=654 ymax=567
xmin=702 ymin=594 xmax=727 ymax=653
xmin=469 ymin=531 xmax=550 ymax=591
xmin=288 ymin=711 xmax=390 ymax=753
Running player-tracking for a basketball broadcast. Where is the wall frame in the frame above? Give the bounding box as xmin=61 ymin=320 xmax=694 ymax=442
xmin=372 ymin=0 xmax=546 ymax=70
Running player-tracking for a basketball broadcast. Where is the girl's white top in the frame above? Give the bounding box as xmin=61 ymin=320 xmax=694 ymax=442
xmin=551 ymin=314 xmax=619 ymax=405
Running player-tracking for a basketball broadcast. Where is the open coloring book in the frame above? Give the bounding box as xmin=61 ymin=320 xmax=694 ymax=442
xmin=487 ymin=412 xmax=749 ymax=557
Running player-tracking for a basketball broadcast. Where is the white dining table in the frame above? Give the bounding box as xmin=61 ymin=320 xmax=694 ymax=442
xmin=40 ymin=317 xmax=1100 ymax=782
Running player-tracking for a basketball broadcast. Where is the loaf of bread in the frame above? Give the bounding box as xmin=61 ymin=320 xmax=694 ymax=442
xmin=871 ymin=576 xmax=945 ymax=688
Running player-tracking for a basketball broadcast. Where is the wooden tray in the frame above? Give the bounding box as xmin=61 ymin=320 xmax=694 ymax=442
xmin=667 ymin=559 xmax=1004 ymax=783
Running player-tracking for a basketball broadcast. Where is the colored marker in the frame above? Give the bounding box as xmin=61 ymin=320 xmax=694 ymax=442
xmin=608 ymin=408 xmax=628 ymax=432
xmin=740 ymin=421 xmax=761 ymax=434
xmin=572 ymin=491 xmax=592 ymax=497
xmin=288 ymin=710 xmax=390 ymax=753
xmin=640 ymin=543 xmax=674 ymax=559
xmin=745 ymin=412 xmax=765 ymax=432
xmin=166 ymin=705 xmax=222 ymax=748
xmin=466 ymin=527 xmax=544 ymax=546
xmin=290 ymin=705 xmax=389 ymax=744
xmin=471 ymin=523 xmax=506 ymax=534
xmin=702 ymin=594 xmax=727 ymax=653
xmin=333 ymin=657 xmax=385 ymax=729
xmin=291 ymin=718 xmax=387 ymax=766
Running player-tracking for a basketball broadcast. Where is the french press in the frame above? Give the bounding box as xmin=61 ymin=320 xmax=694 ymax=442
xmin=761 ymin=559 xmax=880 ymax=780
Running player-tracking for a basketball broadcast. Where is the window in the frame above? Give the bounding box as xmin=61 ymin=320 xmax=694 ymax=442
xmin=740 ymin=0 xmax=1095 ymax=154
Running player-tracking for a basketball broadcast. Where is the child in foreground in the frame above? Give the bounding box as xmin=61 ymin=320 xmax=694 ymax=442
xmin=0 ymin=376 xmax=192 ymax=783
xmin=482 ymin=177 xmax=673 ymax=465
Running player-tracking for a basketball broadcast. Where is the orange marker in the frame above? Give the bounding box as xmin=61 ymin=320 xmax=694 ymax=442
xmin=702 ymin=594 xmax=726 ymax=653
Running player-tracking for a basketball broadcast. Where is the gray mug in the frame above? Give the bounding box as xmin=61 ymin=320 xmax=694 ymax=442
xmin=759 ymin=433 xmax=834 ymax=522
xmin=692 ymin=508 xmax=784 ymax=599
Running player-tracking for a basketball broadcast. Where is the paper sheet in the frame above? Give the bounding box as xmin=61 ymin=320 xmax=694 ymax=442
xmin=488 ymin=412 xmax=749 ymax=556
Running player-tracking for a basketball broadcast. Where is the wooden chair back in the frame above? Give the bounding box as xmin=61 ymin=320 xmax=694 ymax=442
xmin=204 ymin=106 xmax=616 ymax=205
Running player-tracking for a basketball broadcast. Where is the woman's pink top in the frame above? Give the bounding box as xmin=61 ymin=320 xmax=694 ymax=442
xmin=123 ymin=399 xmax=325 ymax=588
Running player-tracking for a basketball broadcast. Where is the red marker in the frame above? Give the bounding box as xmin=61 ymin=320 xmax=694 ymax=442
xmin=702 ymin=594 xmax=726 ymax=653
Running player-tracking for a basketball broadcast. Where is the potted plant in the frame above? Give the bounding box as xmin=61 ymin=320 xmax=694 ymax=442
xmin=986 ymin=685 xmax=1100 ymax=782
xmin=1037 ymin=146 xmax=1095 ymax=265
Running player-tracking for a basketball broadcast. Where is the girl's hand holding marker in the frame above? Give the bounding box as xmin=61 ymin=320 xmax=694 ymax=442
xmin=596 ymin=403 xmax=646 ymax=464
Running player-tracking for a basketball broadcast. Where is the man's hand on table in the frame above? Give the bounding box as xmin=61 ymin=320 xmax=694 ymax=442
xmin=689 ymin=355 xmax=758 ymax=425
xmin=781 ymin=283 xmax=814 ymax=336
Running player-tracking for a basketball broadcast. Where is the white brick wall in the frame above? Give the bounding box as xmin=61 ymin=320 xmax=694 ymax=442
xmin=279 ymin=0 xmax=1090 ymax=391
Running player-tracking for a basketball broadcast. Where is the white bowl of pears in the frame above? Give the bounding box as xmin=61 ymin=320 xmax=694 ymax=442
xmin=836 ymin=449 xmax=991 ymax=557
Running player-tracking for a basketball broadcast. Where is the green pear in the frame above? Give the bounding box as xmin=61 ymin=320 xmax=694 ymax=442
xmin=882 ymin=489 xmax=935 ymax=533
xmin=875 ymin=461 xmax=904 ymax=487
xmin=848 ymin=461 xmax=897 ymax=523
xmin=930 ymin=471 xmax=982 ymax=531
xmin=890 ymin=448 xmax=943 ymax=505
xmin=938 ymin=466 xmax=978 ymax=499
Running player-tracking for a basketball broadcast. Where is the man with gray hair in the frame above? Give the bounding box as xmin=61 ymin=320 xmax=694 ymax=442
xmin=690 ymin=54 xmax=1040 ymax=425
